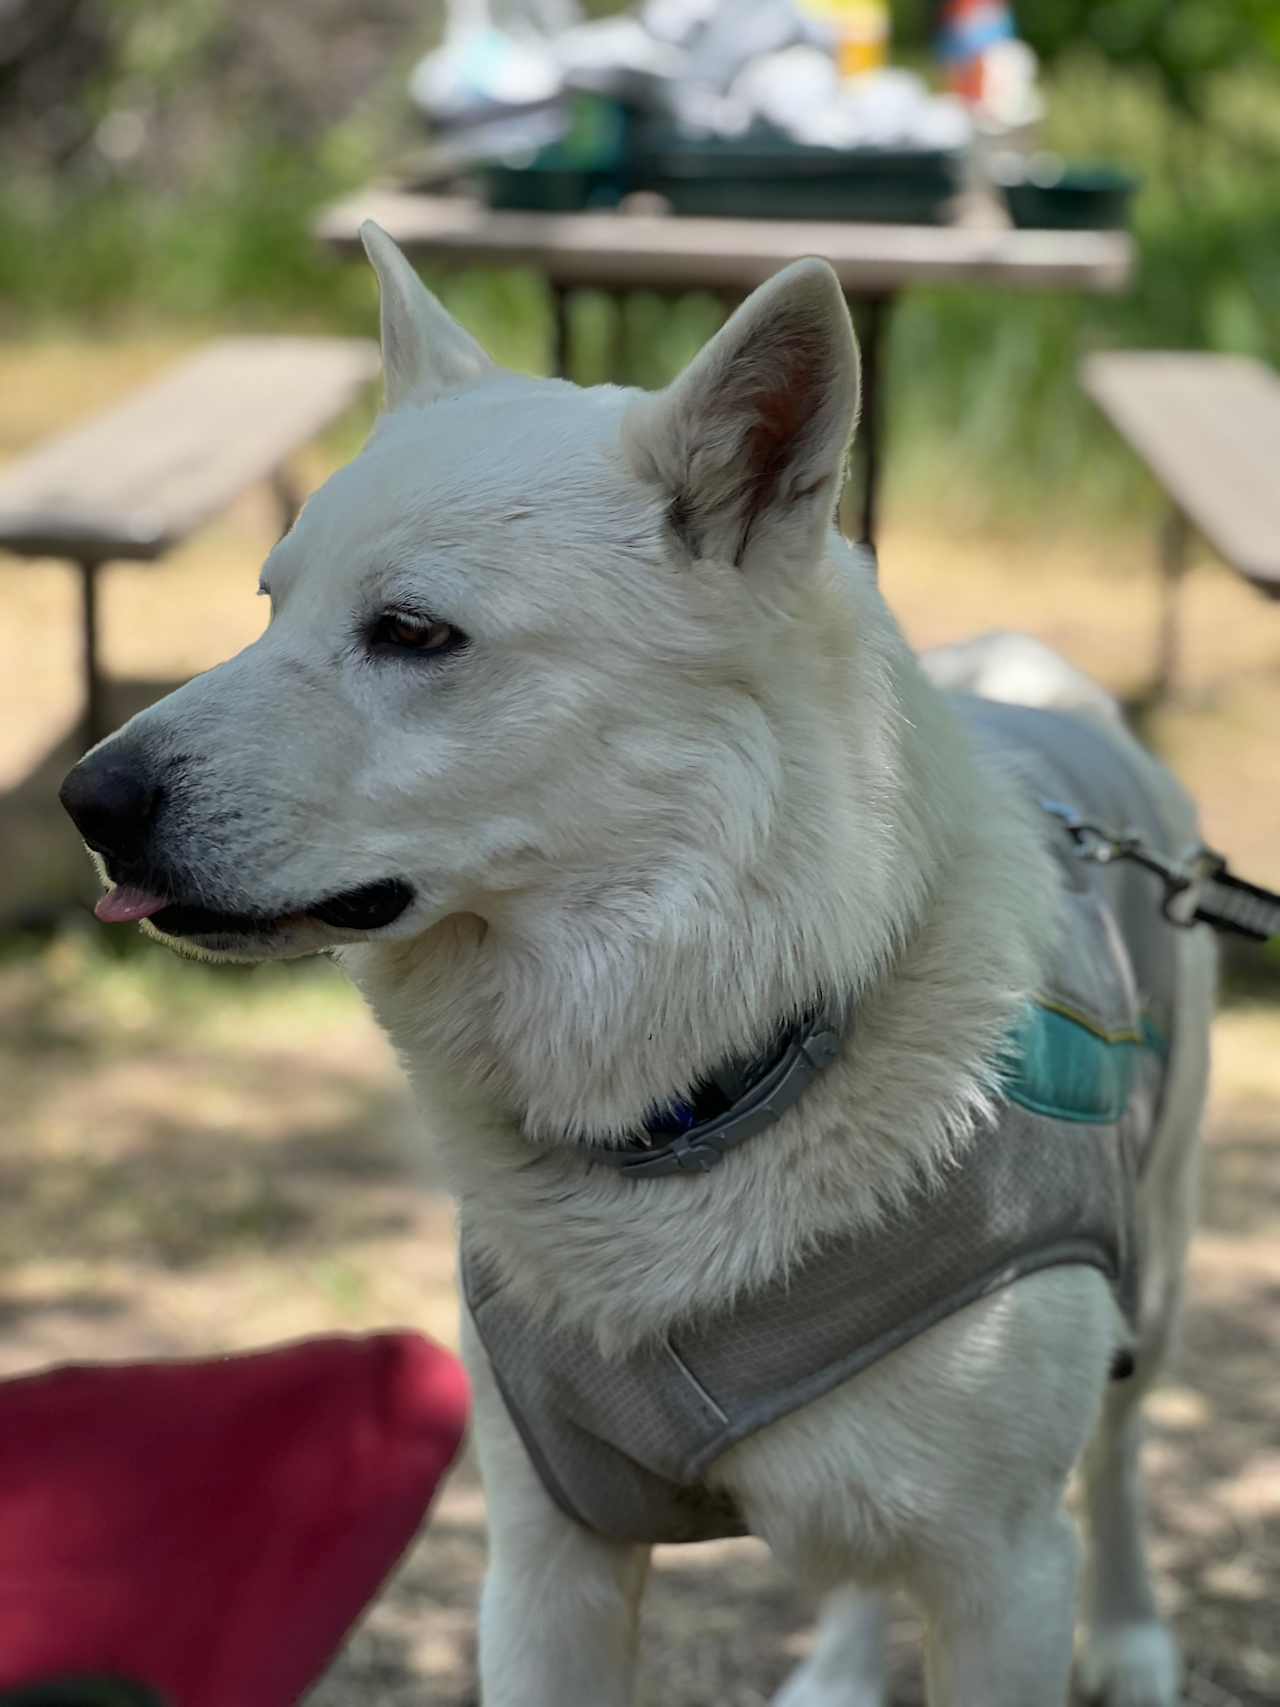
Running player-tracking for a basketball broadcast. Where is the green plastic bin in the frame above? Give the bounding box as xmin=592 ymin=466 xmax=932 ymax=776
xmin=633 ymin=133 xmax=961 ymax=224
xmin=1002 ymin=165 xmax=1138 ymax=230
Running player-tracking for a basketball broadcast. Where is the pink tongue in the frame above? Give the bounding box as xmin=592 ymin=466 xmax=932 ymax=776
xmin=95 ymin=884 xmax=171 ymax=924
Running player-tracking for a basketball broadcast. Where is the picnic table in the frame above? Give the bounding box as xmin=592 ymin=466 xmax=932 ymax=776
xmin=316 ymin=187 xmax=1133 ymax=546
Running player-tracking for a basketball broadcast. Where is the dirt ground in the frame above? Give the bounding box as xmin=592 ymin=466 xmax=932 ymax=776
xmin=1 ymin=340 xmax=1277 ymax=1703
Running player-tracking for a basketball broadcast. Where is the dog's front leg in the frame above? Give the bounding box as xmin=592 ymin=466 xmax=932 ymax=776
xmin=916 ymin=1507 xmax=1079 ymax=1707
xmin=464 ymin=1312 xmax=650 ymax=1707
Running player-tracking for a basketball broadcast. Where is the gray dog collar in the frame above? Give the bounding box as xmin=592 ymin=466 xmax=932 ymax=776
xmin=583 ymin=1006 xmax=845 ymax=1178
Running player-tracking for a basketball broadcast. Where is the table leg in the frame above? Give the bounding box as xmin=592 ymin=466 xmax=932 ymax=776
xmin=551 ymin=283 xmax=572 ymax=380
xmin=845 ymin=291 xmax=893 ymax=549
xmin=270 ymin=464 xmax=303 ymax=537
xmin=77 ymin=558 xmax=106 ymax=752
xmin=1153 ymin=507 xmax=1191 ymax=699
xmin=610 ymin=291 xmax=628 ymax=386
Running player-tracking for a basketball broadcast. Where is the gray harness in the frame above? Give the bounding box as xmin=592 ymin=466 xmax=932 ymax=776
xmin=463 ymin=698 xmax=1191 ymax=1545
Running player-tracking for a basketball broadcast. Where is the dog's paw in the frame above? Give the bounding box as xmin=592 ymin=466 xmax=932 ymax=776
xmin=1077 ymin=1622 xmax=1181 ymax=1707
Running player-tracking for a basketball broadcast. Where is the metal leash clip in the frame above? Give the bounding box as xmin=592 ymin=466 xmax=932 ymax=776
xmin=1039 ymin=800 xmax=1280 ymax=943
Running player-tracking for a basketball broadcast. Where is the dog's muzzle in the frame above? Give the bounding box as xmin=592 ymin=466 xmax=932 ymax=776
xmin=59 ymin=746 xmax=415 ymax=939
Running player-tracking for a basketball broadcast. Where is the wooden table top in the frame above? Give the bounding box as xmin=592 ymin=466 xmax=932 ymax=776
xmin=316 ymin=187 xmax=1135 ymax=297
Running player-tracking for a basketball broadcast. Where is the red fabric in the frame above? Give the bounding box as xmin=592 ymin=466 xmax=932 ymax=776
xmin=0 ymin=1333 xmax=469 ymax=1705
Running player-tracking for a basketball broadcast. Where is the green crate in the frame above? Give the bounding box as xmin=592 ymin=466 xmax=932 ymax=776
xmin=484 ymin=164 xmax=623 ymax=211
xmin=632 ymin=134 xmax=961 ymax=224
xmin=1002 ymin=166 xmax=1138 ymax=231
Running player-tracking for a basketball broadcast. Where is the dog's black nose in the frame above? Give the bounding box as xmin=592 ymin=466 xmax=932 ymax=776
xmin=59 ymin=749 xmax=160 ymax=862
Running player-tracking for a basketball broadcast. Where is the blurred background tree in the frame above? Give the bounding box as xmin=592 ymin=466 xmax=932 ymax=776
xmin=1000 ymin=0 xmax=1280 ymax=119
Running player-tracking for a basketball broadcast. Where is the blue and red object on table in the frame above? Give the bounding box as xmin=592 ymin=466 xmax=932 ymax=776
xmin=937 ymin=0 xmax=1018 ymax=102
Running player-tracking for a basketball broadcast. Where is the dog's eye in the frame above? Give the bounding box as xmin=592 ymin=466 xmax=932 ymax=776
xmin=370 ymin=613 xmax=464 ymax=656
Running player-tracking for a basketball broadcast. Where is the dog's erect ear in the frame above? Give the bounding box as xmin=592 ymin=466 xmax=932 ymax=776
xmin=360 ymin=219 xmax=493 ymax=409
xmin=625 ymin=259 xmax=859 ymax=578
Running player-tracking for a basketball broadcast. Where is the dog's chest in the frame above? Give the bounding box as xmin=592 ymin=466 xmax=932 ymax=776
xmin=463 ymin=699 xmax=1188 ymax=1548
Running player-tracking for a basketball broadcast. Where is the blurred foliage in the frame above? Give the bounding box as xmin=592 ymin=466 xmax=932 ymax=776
xmin=0 ymin=0 xmax=437 ymax=326
xmin=0 ymin=0 xmax=435 ymax=175
xmin=891 ymin=49 xmax=1280 ymax=518
xmin=1000 ymin=0 xmax=1280 ymax=118
xmin=0 ymin=1 xmax=1277 ymax=520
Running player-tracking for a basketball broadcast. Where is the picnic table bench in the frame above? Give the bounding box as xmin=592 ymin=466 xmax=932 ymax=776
xmin=0 ymin=336 xmax=379 ymax=748
xmin=1083 ymin=351 xmax=1280 ymax=696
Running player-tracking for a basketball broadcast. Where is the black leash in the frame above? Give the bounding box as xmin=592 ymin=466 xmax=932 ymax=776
xmin=1041 ymin=800 xmax=1280 ymax=944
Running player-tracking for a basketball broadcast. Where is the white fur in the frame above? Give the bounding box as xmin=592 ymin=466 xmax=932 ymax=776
xmin=89 ymin=228 xmax=1215 ymax=1705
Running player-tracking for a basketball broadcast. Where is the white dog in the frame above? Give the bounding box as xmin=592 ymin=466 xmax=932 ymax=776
xmin=62 ymin=225 xmax=1216 ymax=1707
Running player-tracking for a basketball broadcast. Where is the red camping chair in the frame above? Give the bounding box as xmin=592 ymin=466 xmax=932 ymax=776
xmin=0 ymin=1333 xmax=469 ymax=1707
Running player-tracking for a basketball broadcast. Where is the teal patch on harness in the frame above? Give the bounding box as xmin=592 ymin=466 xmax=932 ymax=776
xmin=1001 ymin=1004 xmax=1166 ymax=1124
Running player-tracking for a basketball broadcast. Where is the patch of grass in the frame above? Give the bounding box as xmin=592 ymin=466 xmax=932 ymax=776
xmin=0 ymin=151 xmax=372 ymax=335
xmin=0 ymin=926 xmax=359 ymax=1058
